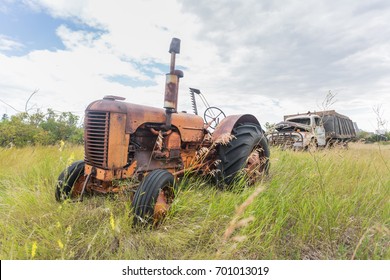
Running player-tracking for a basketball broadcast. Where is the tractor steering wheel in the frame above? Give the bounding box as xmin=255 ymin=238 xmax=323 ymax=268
xmin=204 ymin=106 xmax=226 ymax=129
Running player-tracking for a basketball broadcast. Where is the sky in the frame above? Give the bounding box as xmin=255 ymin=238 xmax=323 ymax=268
xmin=0 ymin=0 xmax=389 ymax=132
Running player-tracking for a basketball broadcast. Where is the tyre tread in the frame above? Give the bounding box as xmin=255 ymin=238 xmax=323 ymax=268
xmin=217 ymin=124 xmax=269 ymax=185
xmin=132 ymin=169 xmax=174 ymax=225
xmin=55 ymin=160 xmax=85 ymax=201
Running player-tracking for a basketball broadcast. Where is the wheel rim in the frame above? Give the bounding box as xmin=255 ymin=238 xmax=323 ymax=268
xmin=245 ymin=150 xmax=261 ymax=184
xmin=153 ymin=186 xmax=174 ymax=223
xmin=70 ymin=176 xmax=86 ymax=198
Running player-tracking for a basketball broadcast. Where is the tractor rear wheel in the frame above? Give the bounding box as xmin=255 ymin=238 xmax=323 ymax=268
xmin=132 ymin=169 xmax=175 ymax=226
xmin=55 ymin=160 xmax=86 ymax=201
xmin=217 ymin=123 xmax=270 ymax=186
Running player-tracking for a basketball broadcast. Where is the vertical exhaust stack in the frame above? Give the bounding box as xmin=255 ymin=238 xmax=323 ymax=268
xmin=164 ymin=38 xmax=183 ymax=129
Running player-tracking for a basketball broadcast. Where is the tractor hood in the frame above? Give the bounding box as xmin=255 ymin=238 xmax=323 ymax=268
xmin=85 ymin=96 xmax=205 ymax=142
xmin=275 ymin=121 xmax=311 ymax=132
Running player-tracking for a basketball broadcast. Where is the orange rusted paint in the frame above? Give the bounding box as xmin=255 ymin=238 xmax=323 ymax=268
xmin=153 ymin=191 xmax=170 ymax=221
xmin=245 ymin=151 xmax=261 ymax=185
xmin=164 ymin=74 xmax=179 ymax=110
xmin=85 ymin=101 xmax=205 ymax=143
xmin=212 ymin=114 xmax=260 ymax=143
xmin=84 ymin=160 xmax=137 ymax=181
xmin=165 ymin=132 xmax=180 ymax=150
xmin=107 ymin=112 xmax=128 ymax=169
xmin=70 ymin=175 xmax=87 ymax=198
xmin=171 ymin=112 xmax=204 ymax=142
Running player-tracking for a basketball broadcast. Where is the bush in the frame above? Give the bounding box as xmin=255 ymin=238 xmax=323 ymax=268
xmin=0 ymin=109 xmax=83 ymax=147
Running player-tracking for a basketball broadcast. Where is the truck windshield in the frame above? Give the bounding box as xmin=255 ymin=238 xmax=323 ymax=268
xmin=287 ymin=118 xmax=311 ymax=125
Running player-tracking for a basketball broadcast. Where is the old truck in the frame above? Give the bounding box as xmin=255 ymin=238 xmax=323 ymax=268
xmin=55 ymin=38 xmax=270 ymax=226
xmin=268 ymin=110 xmax=356 ymax=149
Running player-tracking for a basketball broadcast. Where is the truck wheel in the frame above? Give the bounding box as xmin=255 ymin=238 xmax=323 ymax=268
xmin=307 ymin=138 xmax=318 ymax=151
xmin=55 ymin=160 xmax=85 ymax=201
xmin=132 ymin=169 xmax=175 ymax=226
xmin=217 ymin=123 xmax=270 ymax=186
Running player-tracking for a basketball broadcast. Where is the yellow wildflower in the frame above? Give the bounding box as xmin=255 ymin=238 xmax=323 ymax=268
xmin=58 ymin=239 xmax=64 ymax=249
xmin=31 ymin=241 xmax=37 ymax=258
xmin=110 ymin=212 xmax=115 ymax=230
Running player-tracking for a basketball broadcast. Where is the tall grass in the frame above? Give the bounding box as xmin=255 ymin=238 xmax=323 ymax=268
xmin=0 ymin=143 xmax=388 ymax=259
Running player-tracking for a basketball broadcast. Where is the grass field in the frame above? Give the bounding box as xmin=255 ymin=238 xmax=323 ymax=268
xmin=0 ymin=143 xmax=389 ymax=260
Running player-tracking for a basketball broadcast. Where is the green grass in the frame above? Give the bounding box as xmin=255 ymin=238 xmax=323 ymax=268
xmin=0 ymin=143 xmax=389 ymax=260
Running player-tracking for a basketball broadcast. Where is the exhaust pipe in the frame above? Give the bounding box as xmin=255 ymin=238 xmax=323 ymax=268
xmin=164 ymin=38 xmax=183 ymax=129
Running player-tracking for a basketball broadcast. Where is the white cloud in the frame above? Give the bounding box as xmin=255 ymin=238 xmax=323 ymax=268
xmin=1 ymin=0 xmax=390 ymax=131
xmin=176 ymin=0 xmax=390 ymax=130
xmin=0 ymin=35 xmax=24 ymax=51
xmin=0 ymin=0 xmax=214 ymax=119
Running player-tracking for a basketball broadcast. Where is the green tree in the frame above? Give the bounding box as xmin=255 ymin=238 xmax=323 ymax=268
xmin=0 ymin=109 xmax=83 ymax=147
xmin=356 ymin=130 xmax=371 ymax=140
xmin=265 ymin=122 xmax=276 ymax=133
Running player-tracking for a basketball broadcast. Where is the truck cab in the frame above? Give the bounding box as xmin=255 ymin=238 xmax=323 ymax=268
xmin=285 ymin=114 xmax=326 ymax=147
xmin=268 ymin=113 xmax=326 ymax=149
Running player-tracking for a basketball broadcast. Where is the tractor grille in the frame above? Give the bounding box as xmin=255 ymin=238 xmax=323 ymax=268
xmin=272 ymin=135 xmax=294 ymax=146
xmin=84 ymin=111 xmax=110 ymax=168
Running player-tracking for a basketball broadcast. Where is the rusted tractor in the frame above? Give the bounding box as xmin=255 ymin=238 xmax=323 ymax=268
xmin=55 ymin=38 xmax=270 ymax=226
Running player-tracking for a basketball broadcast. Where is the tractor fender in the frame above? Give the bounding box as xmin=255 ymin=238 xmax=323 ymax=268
xmin=212 ymin=114 xmax=261 ymax=143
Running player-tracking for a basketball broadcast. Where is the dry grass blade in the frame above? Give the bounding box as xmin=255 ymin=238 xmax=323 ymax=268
xmin=216 ymin=184 xmax=266 ymax=257
xmin=214 ymin=133 xmax=235 ymax=145
xmin=351 ymin=224 xmax=390 ymax=260
xmin=222 ymin=185 xmax=265 ymax=241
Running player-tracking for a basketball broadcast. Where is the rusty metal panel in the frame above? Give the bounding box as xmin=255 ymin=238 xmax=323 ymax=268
xmin=86 ymin=99 xmax=166 ymax=134
xmin=134 ymin=150 xmax=181 ymax=173
xmin=107 ymin=113 xmax=129 ymax=169
xmin=84 ymin=161 xmax=137 ymax=181
xmin=86 ymin=99 xmax=205 ymax=143
xmin=164 ymin=74 xmax=179 ymax=110
xmin=212 ymin=114 xmax=260 ymax=142
xmin=165 ymin=132 xmax=181 ymax=150
xmin=171 ymin=112 xmax=204 ymax=142
xmin=180 ymin=150 xmax=197 ymax=169
xmin=166 ymin=132 xmax=181 ymax=159
xmin=86 ymin=99 xmax=128 ymax=114
xmin=126 ymin=104 xmax=166 ymax=134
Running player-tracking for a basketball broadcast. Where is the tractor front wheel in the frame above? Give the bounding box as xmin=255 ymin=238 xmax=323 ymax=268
xmin=132 ymin=169 xmax=175 ymax=226
xmin=55 ymin=160 xmax=86 ymax=201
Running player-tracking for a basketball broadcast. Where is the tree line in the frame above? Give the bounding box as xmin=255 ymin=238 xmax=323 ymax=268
xmin=0 ymin=109 xmax=83 ymax=147
xmin=1 ymin=111 xmax=387 ymax=148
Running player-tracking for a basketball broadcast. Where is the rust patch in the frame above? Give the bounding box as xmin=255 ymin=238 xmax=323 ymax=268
xmin=164 ymin=74 xmax=179 ymax=110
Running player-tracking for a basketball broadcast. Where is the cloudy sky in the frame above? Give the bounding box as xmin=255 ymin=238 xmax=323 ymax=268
xmin=0 ymin=0 xmax=389 ymax=132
